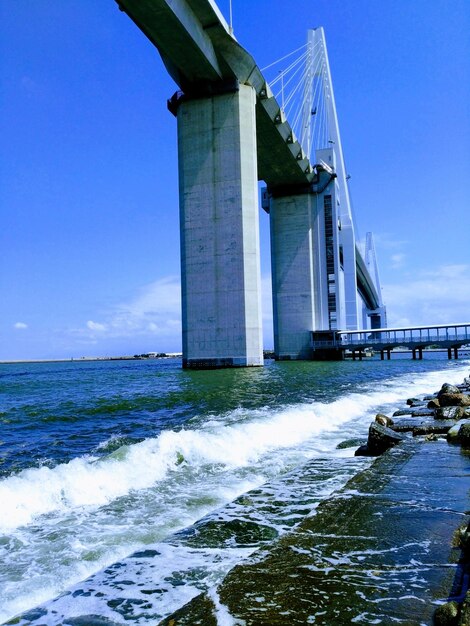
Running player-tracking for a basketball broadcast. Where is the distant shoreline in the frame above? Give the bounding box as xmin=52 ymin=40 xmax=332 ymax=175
xmin=1 ymin=347 xmax=468 ymax=365
xmin=0 ymin=354 xmax=183 ymax=364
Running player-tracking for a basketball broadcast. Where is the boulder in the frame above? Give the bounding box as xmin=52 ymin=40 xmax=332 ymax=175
xmin=435 ymin=406 xmax=466 ymax=420
xmin=447 ymin=419 xmax=470 ymax=443
xmin=367 ymin=422 xmax=405 ymax=455
xmin=438 ymin=383 xmax=461 ymax=397
xmin=393 ymin=408 xmax=412 ymax=417
xmin=439 ymin=393 xmax=470 ymax=408
xmin=411 ymin=408 xmax=435 ymax=417
xmin=433 ymin=601 xmax=459 ymax=625
xmin=354 ymin=444 xmax=372 ymax=457
xmin=406 ymin=397 xmax=422 ymax=406
xmin=427 ymin=398 xmax=440 ymax=409
xmin=459 ymin=423 xmax=470 ymax=447
xmin=413 ymin=424 xmax=451 ymax=436
xmin=389 ymin=419 xmax=417 ymax=433
xmin=336 ymin=438 xmax=367 ymax=450
xmin=460 ymin=590 xmax=470 ymax=626
xmin=375 ymin=413 xmax=394 ymax=427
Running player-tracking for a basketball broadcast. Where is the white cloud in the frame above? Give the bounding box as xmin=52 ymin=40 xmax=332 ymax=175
xmin=14 ymin=322 xmax=28 ymax=330
xmin=86 ymin=320 xmax=107 ymax=332
xmin=390 ymin=253 xmax=406 ymax=268
xmin=383 ymin=264 xmax=470 ymax=327
xmin=75 ymin=277 xmax=182 ymax=342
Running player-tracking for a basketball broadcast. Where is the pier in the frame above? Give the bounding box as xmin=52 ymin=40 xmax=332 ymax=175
xmin=312 ymin=322 xmax=470 ymax=360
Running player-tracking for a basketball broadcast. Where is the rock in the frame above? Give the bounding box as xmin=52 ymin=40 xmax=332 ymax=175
xmin=413 ymin=424 xmax=451 ymax=436
xmin=389 ymin=419 xmax=418 ymax=433
xmin=438 ymin=383 xmax=461 ymax=397
xmin=434 ymin=601 xmax=459 ymax=625
xmin=460 ymin=590 xmax=470 ymax=625
xmin=428 ymin=398 xmax=441 ymax=409
xmin=354 ymin=444 xmax=372 ymax=457
xmin=375 ymin=413 xmax=394 ymax=427
xmin=393 ymin=408 xmax=412 ymax=417
xmin=367 ymin=422 xmax=405 ymax=455
xmin=457 ymin=526 xmax=470 ymax=554
xmin=447 ymin=419 xmax=470 ymax=443
xmin=406 ymin=397 xmax=422 ymax=406
xmin=435 ymin=406 xmax=466 ymax=420
xmin=459 ymin=423 xmax=470 ymax=447
xmin=336 ymin=438 xmax=367 ymax=450
xmin=411 ymin=408 xmax=435 ymax=417
xmin=439 ymin=393 xmax=470 ymax=408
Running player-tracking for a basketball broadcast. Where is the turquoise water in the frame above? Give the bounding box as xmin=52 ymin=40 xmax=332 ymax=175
xmin=0 ymin=354 xmax=469 ymax=623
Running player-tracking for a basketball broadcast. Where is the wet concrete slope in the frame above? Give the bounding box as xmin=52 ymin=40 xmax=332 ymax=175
xmin=160 ymin=439 xmax=470 ymax=625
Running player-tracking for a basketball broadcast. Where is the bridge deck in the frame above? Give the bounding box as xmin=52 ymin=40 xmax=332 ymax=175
xmin=311 ymin=322 xmax=470 ymax=355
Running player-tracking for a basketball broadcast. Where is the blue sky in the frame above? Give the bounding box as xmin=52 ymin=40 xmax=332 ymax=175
xmin=1 ymin=0 xmax=469 ymax=360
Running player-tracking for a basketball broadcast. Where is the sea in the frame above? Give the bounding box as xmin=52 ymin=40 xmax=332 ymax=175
xmin=0 ymin=353 xmax=469 ymax=624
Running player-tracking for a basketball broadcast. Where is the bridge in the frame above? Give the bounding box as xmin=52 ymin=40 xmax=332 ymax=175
xmin=311 ymin=323 xmax=470 ymax=360
xmin=116 ymin=0 xmax=386 ymax=368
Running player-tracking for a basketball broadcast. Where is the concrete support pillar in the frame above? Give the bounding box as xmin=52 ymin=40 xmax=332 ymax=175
xmin=177 ymin=84 xmax=263 ymax=368
xmin=454 ymin=347 xmax=459 ymax=359
xmin=448 ymin=348 xmax=452 ymax=360
xmin=269 ymin=193 xmax=316 ymax=359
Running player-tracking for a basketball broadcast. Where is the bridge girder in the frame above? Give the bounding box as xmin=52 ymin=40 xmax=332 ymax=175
xmin=116 ymin=0 xmax=313 ymax=187
xmin=355 ymin=244 xmax=381 ymax=312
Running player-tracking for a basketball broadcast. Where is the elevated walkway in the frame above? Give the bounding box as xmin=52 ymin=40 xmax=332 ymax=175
xmin=311 ymin=323 xmax=470 ymax=360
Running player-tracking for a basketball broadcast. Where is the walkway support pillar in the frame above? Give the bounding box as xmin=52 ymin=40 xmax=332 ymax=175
xmin=176 ymin=84 xmax=263 ymax=369
xmin=454 ymin=347 xmax=459 ymax=360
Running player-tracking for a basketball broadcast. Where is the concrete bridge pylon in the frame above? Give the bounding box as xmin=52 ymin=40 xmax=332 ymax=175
xmin=176 ymin=84 xmax=263 ymax=368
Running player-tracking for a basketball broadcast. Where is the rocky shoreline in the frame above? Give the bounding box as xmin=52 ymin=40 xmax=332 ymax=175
xmin=356 ymin=378 xmax=470 ymax=458
xmin=159 ymin=375 xmax=470 ymax=626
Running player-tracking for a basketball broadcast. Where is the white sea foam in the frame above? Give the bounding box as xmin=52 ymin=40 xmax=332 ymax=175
xmin=0 ymin=361 xmax=468 ymax=534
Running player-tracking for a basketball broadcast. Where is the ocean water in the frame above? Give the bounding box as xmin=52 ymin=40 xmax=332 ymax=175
xmin=0 ymin=354 xmax=469 ymax=624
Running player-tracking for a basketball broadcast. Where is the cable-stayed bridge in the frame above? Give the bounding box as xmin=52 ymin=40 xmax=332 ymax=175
xmin=116 ymin=0 xmax=386 ymax=368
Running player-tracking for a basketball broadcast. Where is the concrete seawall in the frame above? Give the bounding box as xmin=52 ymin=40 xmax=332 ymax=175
xmin=159 ymin=389 xmax=470 ymax=625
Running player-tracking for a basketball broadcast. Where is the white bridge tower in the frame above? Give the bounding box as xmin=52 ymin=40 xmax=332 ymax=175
xmin=266 ymin=28 xmax=386 ymax=359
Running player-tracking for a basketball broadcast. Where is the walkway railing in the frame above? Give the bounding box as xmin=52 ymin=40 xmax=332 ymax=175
xmin=311 ymin=323 xmax=470 ymax=360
